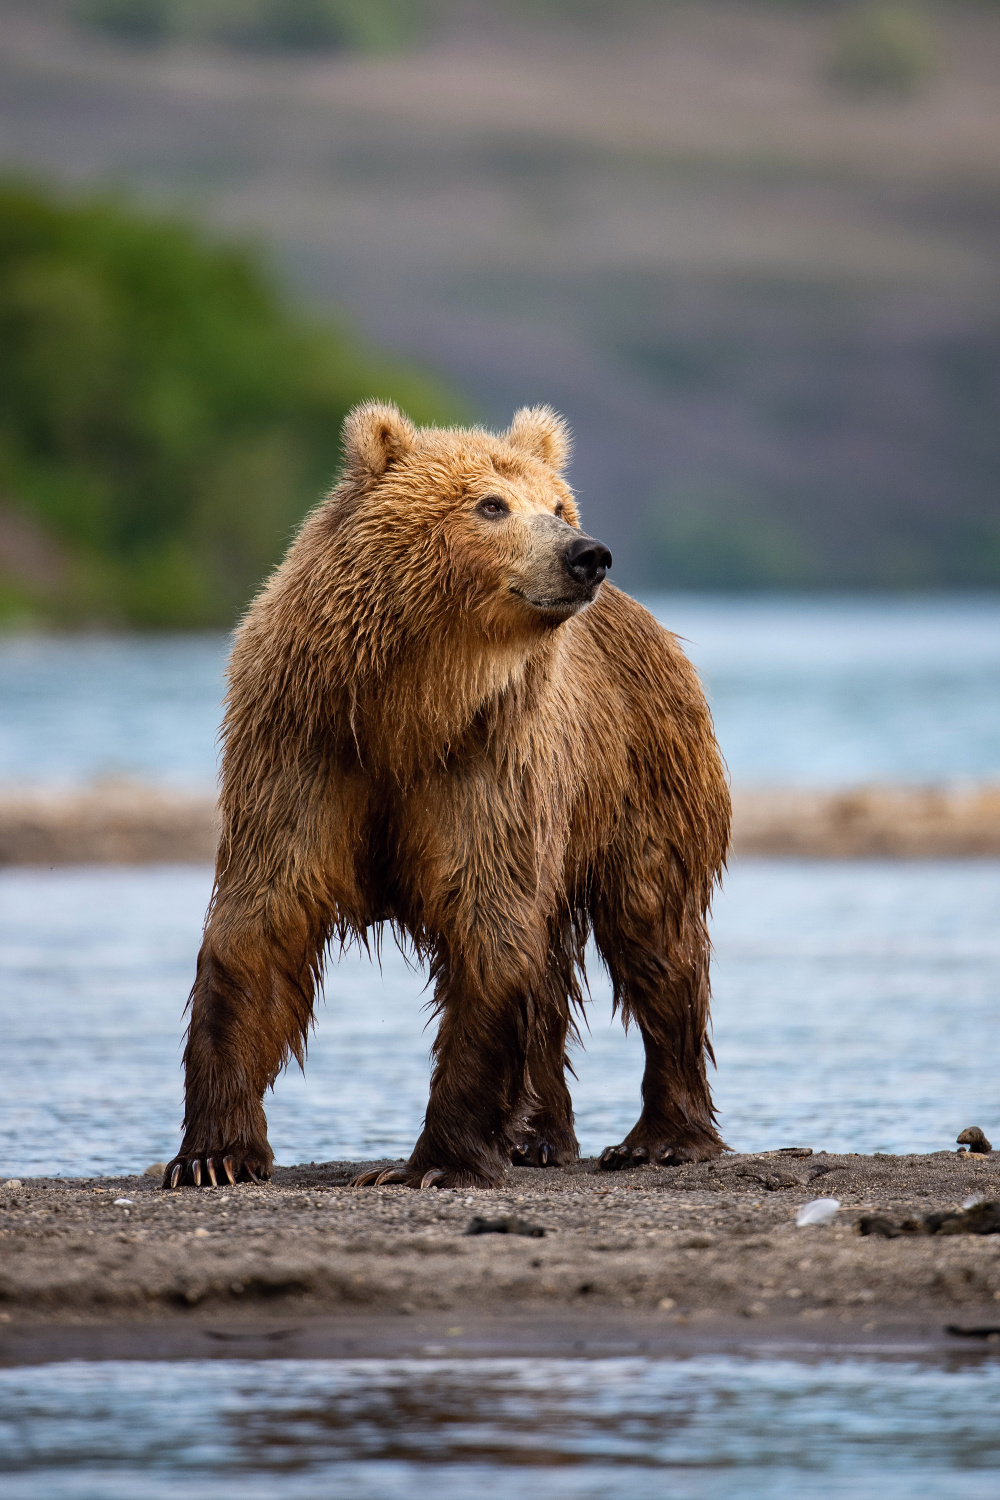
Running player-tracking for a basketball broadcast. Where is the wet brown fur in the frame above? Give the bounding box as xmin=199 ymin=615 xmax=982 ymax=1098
xmin=165 ymin=403 xmax=731 ymax=1189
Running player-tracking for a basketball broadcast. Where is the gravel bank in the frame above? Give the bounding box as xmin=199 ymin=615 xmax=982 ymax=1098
xmin=2 ymin=1151 xmax=998 ymax=1360
xmin=4 ymin=784 xmax=1000 ymax=863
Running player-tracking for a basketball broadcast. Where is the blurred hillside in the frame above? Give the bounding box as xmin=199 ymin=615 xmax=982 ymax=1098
xmin=0 ymin=184 xmax=460 ymax=626
xmin=0 ymin=0 xmax=998 ymax=600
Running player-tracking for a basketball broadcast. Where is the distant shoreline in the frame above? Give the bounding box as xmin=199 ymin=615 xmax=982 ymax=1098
xmin=1 ymin=782 xmax=999 ymax=863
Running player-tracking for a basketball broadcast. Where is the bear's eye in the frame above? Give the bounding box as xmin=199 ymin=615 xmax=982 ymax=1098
xmin=477 ymin=495 xmax=509 ymax=519
xmin=554 ymin=502 xmax=564 ymax=519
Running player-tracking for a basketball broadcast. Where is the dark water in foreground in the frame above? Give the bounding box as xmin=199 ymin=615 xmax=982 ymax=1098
xmin=2 ymin=1354 xmax=1000 ymax=1498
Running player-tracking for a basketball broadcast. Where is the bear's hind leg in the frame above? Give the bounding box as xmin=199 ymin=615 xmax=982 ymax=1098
xmin=510 ymin=992 xmax=580 ymax=1169
xmin=592 ymin=862 xmax=727 ymax=1172
xmin=353 ymin=959 xmax=530 ymax=1190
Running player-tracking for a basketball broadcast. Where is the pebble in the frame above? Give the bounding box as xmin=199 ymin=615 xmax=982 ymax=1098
xmin=3 ymin=1180 xmax=22 ymax=1190
xmin=464 ymin=1215 xmax=545 ymax=1238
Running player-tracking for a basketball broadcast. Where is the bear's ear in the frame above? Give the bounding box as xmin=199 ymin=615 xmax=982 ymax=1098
xmin=505 ymin=405 xmax=571 ymax=472
xmin=341 ymin=400 xmax=416 ymax=481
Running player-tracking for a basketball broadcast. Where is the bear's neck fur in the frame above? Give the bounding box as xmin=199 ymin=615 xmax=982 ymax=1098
xmin=226 ymin=503 xmax=570 ymax=787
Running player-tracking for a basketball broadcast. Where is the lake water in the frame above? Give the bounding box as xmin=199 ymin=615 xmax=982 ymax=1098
xmin=1 ymin=859 xmax=997 ymax=1177
xmin=1 ymin=595 xmax=999 ymax=788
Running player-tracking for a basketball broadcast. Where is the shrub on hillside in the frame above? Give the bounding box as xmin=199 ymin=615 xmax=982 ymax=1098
xmin=0 ymin=182 xmax=462 ymax=627
xmin=827 ymin=3 xmax=939 ymax=96
xmin=75 ymin=0 xmax=426 ymax=53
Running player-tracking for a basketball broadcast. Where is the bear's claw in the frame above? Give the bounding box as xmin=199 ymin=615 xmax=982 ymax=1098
xmin=598 ymin=1133 xmax=725 ymax=1171
xmin=350 ymin=1163 xmax=496 ymax=1190
xmin=511 ymin=1140 xmax=552 ymax=1167
xmin=162 ymin=1150 xmax=268 ymax=1189
xmin=350 ymin=1168 xmax=384 ymax=1187
xmin=350 ymin=1165 xmax=446 ymax=1190
xmin=599 ymin=1143 xmax=671 ymax=1171
xmin=510 ymin=1123 xmax=579 ymax=1169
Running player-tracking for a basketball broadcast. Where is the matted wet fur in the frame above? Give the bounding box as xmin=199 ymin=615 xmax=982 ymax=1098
xmin=164 ymin=403 xmax=730 ymax=1191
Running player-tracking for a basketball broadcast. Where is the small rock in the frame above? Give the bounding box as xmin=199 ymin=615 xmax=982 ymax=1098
xmin=193 ymin=1227 xmax=209 ymax=1237
xmin=946 ymin=1323 xmax=1000 ymax=1340
xmin=3 ymin=1180 xmax=22 ymax=1190
xmin=113 ymin=1198 xmax=133 ymax=1206
xmin=957 ymin=1127 xmax=992 ymax=1155
xmin=929 ymin=1201 xmax=1000 ymax=1237
xmin=862 ymin=1201 xmax=1000 ymax=1238
xmin=464 ymin=1215 xmax=545 ymax=1238
xmin=658 ymin=1297 xmax=676 ymax=1311
xmin=767 ymin=1172 xmax=805 ymax=1190
xmin=859 ymin=1215 xmax=904 ymax=1238
xmin=144 ymin=1163 xmax=168 ymax=1177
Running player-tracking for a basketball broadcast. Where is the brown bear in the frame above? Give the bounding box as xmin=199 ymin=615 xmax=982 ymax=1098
xmin=164 ymin=402 xmax=730 ymax=1191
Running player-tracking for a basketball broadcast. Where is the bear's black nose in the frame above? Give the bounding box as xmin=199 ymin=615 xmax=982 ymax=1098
xmin=564 ymin=533 xmax=613 ymax=589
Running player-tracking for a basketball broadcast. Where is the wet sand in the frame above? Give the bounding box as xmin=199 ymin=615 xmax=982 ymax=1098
xmin=2 ymin=1151 xmax=998 ymax=1365
xmin=3 ymin=783 xmax=1000 ymax=862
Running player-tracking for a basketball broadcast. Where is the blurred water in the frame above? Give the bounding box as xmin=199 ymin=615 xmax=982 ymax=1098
xmin=0 ymin=633 xmax=225 ymax=789
xmin=1 ymin=595 xmax=998 ymax=788
xmin=2 ymin=1354 xmax=1000 ymax=1498
xmin=1 ymin=860 xmax=996 ymax=1178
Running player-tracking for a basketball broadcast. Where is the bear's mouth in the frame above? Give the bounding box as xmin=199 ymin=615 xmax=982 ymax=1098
xmin=511 ymin=588 xmax=589 ymax=615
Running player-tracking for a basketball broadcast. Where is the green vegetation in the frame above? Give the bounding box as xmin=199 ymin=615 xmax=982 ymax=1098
xmin=827 ymin=3 xmax=940 ymax=94
xmin=635 ymin=490 xmax=817 ymax=592
xmin=71 ymin=0 xmax=986 ymax=63
xmin=76 ymin=0 xmax=428 ymax=53
xmin=0 ymin=182 xmax=463 ymax=628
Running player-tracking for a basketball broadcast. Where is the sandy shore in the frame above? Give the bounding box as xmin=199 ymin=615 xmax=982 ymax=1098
xmin=2 ymin=783 xmax=1000 ymax=863
xmin=2 ymin=1151 xmax=998 ymax=1364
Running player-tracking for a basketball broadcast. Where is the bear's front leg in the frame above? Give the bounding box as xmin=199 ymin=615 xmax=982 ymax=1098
xmin=353 ymin=965 xmax=527 ymax=1190
xmin=163 ymin=870 xmax=327 ymax=1189
xmin=162 ymin=939 xmax=279 ymax=1188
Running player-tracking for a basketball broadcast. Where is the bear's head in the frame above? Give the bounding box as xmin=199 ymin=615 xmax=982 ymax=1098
xmin=336 ymin=401 xmax=612 ymax=644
